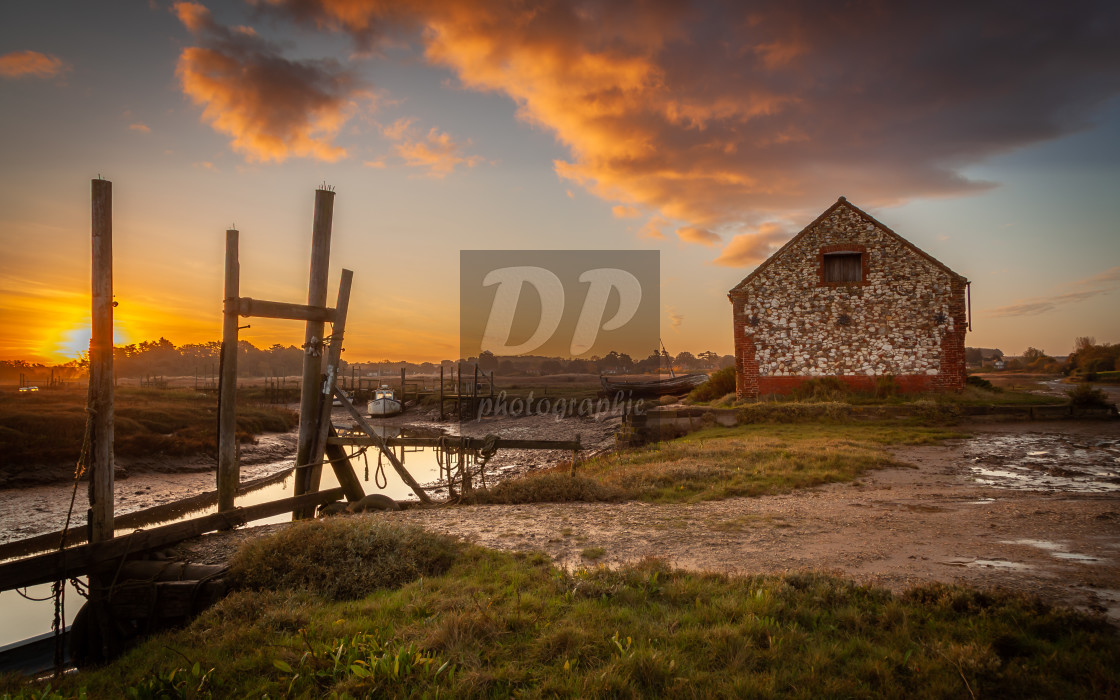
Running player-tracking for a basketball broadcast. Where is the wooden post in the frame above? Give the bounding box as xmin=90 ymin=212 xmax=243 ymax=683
xmin=294 ymin=188 xmax=335 ymax=508
xmin=301 ymin=269 xmax=365 ymax=512
xmin=569 ymin=434 xmax=581 ymax=478
xmin=89 ymin=178 xmax=114 ymax=543
xmin=439 ymin=365 xmax=444 ymax=421
xmin=472 ymin=364 xmax=479 ymax=420
xmin=217 ymin=229 xmax=239 ymax=512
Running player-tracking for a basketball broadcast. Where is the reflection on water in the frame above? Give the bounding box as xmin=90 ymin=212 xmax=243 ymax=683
xmin=965 ymin=433 xmax=1120 ymax=493
xmin=0 ymin=439 xmax=460 ymax=650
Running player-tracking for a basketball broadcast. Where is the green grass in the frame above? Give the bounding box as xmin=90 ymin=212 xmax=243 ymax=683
xmin=0 ymin=387 xmax=297 ymax=480
xmin=5 ymin=521 xmax=1117 ymax=699
xmin=468 ymin=423 xmax=961 ymax=505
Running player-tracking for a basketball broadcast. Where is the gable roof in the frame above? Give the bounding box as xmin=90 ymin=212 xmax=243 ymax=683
xmin=728 ymin=197 xmax=967 ymax=297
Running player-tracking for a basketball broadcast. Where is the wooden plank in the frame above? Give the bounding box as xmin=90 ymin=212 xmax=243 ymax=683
xmin=90 ymin=178 xmax=115 ymax=543
xmin=294 ymin=188 xmax=335 ymax=511
xmin=333 ymin=391 xmax=433 ymax=504
xmin=327 ymin=436 xmax=582 ymax=451
xmin=237 ymin=297 xmax=336 ymax=323
xmin=0 ymin=488 xmax=344 ymax=591
xmin=218 ymin=229 xmax=239 ymax=512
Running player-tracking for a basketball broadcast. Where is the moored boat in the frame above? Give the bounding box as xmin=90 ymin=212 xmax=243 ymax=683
xmin=367 ymin=385 xmax=403 ymax=417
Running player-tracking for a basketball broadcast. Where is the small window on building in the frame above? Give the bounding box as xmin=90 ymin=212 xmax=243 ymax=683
xmin=823 ymin=252 xmax=862 ymax=283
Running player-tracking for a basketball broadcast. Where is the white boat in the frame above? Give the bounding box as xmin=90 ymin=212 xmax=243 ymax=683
xmin=367 ymin=385 xmax=403 ymax=417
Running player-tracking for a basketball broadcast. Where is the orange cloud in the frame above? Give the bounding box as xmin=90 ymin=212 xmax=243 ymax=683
xmin=174 ymin=1 xmax=365 ymax=163
xmin=129 ymin=122 xmax=151 ymax=133
xmin=612 ymin=204 xmax=640 ymax=218
xmin=0 ymin=50 xmax=66 ymax=79
xmin=637 ymin=216 xmax=667 ymax=240
xmin=676 ymin=226 xmax=719 ymax=247
xmin=713 ymin=222 xmax=788 ymax=267
xmin=262 ymin=1 xmax=1120 ymax=260
xmin=381 ymin=119 xmax=483 ymax=177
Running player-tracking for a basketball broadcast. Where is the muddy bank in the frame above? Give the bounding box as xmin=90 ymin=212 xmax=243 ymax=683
xmin=169 ymin=420 xmax=1120 ymax=625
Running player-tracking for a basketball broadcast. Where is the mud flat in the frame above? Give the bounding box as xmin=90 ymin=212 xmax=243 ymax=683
xmin=362 ymin=420 xmax=1118 ymax=624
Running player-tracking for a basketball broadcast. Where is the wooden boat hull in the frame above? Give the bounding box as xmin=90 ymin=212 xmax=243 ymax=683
xmin=367 ymin=398 xmax=403 ymax=417
xmin=600 ymin=373 xmax=709 ymax=397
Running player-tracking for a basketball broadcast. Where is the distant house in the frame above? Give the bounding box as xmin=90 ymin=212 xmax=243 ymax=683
xmin=728 ymin=197 xmax=969 ymax=399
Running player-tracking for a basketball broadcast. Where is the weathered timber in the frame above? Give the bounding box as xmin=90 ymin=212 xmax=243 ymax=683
xmin=327 ymin=436 xmax=582 ymax=451
xmin=333 ymin=390 xmax=433 ymax=504
xmin=300 ymin=268 xmax=362 ymax=514
xmin=294 ymin=188 xmax=336 ymax=510
xmin=236 ymin=297 xmax=336 ymax=323
xmin=108 ymin=579 xmax=227 ymax=620
xmin=90 ymin=178 xmax=114 ymax=543
xmin=218 ymin=228 xmax=240 ymax=512
xmin=0 ymin=488 xmax=344 ymax=591
xmin=326 ymin=424 xmax=366 ymax=503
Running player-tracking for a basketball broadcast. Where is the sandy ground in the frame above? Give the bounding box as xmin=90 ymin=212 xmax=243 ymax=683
xmin=159 ymin=418 xmax=1120 ymax=625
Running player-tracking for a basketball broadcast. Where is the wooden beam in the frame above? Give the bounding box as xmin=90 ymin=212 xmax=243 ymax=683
xmin=299 ymin=268 xmax=364 ymax=514
xmin=90 ymin=178 xmax=114 ymax=543
xmin=325 ymin=427 xmax=365 ymax=503
xmin=327 ymin=436 xmax=582 ymax=451
xmin=333 ymin=391 xmax=433 ymax=504
xmin=0 ymin=488 xmax=344 ymax=592
xmin=294 ymin=188 xmax=335 ymax=512
xmin=217 ymin=229 xmax=239 ymax=512
xmin=236 ymin=297 xmax=336 ymax=323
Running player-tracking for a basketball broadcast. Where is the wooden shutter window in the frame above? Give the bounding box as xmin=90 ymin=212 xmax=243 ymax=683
xmin=823 ymin=253 xmax=862 ymax=283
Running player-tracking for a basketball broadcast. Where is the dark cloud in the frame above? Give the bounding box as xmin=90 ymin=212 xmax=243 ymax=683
xmin=259 ymin=0 xmax=1120 ymax=260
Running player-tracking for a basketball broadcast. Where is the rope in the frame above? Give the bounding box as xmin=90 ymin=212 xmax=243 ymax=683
xmin=51 ymin=377 xmax=95 ymax=674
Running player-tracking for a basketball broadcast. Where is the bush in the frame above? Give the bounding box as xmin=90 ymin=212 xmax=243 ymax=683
xmin=687 ymin=366 xmax=736 ymax=403
xmin=1066 ymin=383 xmax=1111 ymax=409
xmin=966 ymin=375 xmax=999 ymax=391
xmin=228 ymin=520 xmax=459 ymax=600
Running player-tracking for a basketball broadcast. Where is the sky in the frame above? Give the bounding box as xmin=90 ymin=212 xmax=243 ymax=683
xmin=1 ymin=0 xmax=1118 ymax=366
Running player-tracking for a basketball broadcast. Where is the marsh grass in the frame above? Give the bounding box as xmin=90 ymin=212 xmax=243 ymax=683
xmin=0 ymin=388 xmax=297 ymax=478
xmin=464 ymin=423 xmax=961 ymax=505
xmin=7 ymin=535 xmax=1117 ymax=699
xmin=228 ymin=519 xmax=459 ymax=601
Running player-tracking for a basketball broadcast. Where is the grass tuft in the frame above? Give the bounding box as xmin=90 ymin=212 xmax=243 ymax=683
xmin=227 ymin=519 xmax=459 ymax=601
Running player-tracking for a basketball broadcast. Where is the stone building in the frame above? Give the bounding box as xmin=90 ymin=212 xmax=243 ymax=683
xmin=728 ymin=197 xmax=969 ymax=399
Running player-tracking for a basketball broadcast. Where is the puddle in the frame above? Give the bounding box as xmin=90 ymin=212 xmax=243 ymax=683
xmin=964 ymin=433 xmax=1120 ymax=493
xmin=943 ymin=558 xmax=1032 ymax=571
xmin=967 ymin=498 xmax=996 ymax=504
xmin=1001 ymin=539 xmax=1108 ymax=565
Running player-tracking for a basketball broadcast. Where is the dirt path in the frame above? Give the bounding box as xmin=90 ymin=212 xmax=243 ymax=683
xmin=367 ymin=420 xmax=1119 ymax=622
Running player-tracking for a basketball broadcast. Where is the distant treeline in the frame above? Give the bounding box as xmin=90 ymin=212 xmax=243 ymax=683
xmin=1 ymin=339 xmax=735 ymax=384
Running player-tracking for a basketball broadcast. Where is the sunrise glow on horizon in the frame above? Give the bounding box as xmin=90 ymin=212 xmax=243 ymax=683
xmin=2 ymin=1 xmax=1119 ymax=367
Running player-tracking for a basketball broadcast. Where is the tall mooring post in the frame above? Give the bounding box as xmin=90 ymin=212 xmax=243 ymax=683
xmin=293 ymin=188 xmax=335 ymax=516
xmin=217 ymin=229 xmax=240 ymax=512
xmin=89 ymin=178 xmax=114 ymax=542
